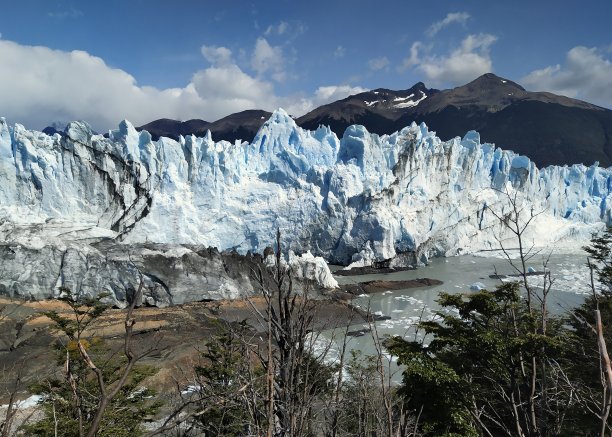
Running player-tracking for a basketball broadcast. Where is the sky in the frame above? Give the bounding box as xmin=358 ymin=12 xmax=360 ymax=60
xmin=0 ymin=0 xmax=610 ymax=132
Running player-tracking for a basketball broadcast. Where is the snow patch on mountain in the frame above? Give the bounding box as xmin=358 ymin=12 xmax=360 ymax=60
xmin=393 ymin=93 xmax=427 ymax=108
xmin=394 ymin=95 xmax=415 ymax=102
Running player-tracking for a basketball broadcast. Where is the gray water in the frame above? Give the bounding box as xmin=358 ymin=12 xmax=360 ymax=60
xmin=317 ymin=251 xmax=592 ymax=379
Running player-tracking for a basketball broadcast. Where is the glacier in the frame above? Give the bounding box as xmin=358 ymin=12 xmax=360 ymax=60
xmin=0 ymin=108 xmax=610 ymax=303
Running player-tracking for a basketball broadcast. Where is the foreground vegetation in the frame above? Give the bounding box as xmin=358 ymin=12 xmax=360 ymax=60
xmin=1 ymin=225 xmax=612 ymax=436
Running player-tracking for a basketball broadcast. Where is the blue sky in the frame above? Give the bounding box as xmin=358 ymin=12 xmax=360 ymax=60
xmin=0 ymin=0 xmax=610 ymax=131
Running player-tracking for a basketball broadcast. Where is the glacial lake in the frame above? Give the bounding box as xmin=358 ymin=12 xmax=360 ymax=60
xmin=318 ymin=251 xmax=593 ymax=377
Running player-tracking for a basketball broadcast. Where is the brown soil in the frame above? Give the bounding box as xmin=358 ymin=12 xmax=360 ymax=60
xmin=0 ymin=295 xmax=366 ymax=405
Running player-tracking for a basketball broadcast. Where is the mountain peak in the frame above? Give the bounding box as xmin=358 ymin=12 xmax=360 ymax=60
xmin=413 ymin=73 xmax=528 ymax=115
xmin=466 ymin=73 xmax=526 ymax=92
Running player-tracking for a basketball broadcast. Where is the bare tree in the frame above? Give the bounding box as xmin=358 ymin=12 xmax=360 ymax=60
xmin=586 ymin=258 xmax=612 ymax=437
xmin=486 ymin=188 xmax=555 ymax=437
xmin=248 ymin=229 xmax=332 ymax=437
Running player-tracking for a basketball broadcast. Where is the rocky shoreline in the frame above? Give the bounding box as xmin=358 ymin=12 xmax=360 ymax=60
xmin=338 ymin=278 xmax=443 ymax=295
xmin=333 ymin=265 xmax=417 ymax=276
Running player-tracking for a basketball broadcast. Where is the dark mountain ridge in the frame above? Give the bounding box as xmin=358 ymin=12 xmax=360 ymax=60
xmin=129 ymin=74 xmax=612 ymax=167
xmin=138 ymin=109 xmax=271 ymax=143
xmin=296 ymin=82 xmax=438 ymax=135
xmin=402 ymin=74 xmax=612 ymax=167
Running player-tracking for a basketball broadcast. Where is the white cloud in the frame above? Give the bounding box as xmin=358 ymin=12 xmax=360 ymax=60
xmin=263 ymin=21 xmax=306 ymax=41
xmin=368 ymin=56 xmax=390 ymax=71
xmin=398 ymin=42 xmax=422 ymax=71
xmin=522 ymin=46 xmax=612 ymax=108
xmin=201 ymin=45 xmax=233 ymax=66
xmin=402 ymin=33 xmax=496 ymax=86
xmin=191 ymin=65 xmax=274 ymax=103
xmin=48 ymin=8 xmax=83 ymax=19
xmin=251 ymin=37 xmax=286 ymax=82
xmin=460 ymin=33 xmax=496 ymax=53
xmin=265 ymin=21 xmax=289 ymax=36
xmin=0 ymin=39 xmax=366 ymax=132
xmin=426 ymin=12 xmax=470 ymax=37
xmin=283 ymin=84 xmax=368 ymax=116
xmin=312 ymin=85 xmax=368 ymax=103
xmin=0 ymin=40 xmax=213 ymax=130
xmin=334 ymin=45 xmax=346 ymax=58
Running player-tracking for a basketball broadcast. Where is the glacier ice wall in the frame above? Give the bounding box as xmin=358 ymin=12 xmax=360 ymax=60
xmin=1 ymin=108 xmax=611 ymax=271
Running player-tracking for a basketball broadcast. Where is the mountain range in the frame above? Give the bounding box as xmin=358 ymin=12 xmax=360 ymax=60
xmin=135 ymin=73 xmax=612 ymax=168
